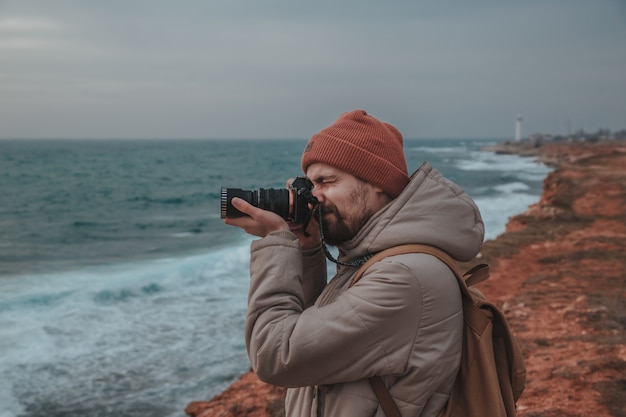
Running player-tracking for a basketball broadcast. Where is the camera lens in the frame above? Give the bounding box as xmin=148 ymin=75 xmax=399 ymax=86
xmin=220 ymin=187 xmax=291 ymax=220
xmin=257 ymin=188 xmax=290 ymax=219
xmin=221 ymin=188 xmax=254 ymax=218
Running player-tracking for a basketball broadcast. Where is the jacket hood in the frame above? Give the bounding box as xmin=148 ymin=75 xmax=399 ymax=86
xmin=338 ymin=162 xmax=484 ymax=262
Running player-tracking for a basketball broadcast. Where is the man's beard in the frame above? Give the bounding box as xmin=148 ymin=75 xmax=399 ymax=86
xmin=318 ymin=186 xmax=374 ymax=246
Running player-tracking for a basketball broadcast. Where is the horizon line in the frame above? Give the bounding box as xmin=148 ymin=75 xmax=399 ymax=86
xmin=0 ymin=136 xmax=507 ymax=141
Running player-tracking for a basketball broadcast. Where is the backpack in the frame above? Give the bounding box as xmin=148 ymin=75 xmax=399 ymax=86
xmin=349 ymin=244 xmax=526 ymax=417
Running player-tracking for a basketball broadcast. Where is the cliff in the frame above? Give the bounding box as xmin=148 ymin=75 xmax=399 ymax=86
xmin=187 ymin=141 xmax=626 ymax=417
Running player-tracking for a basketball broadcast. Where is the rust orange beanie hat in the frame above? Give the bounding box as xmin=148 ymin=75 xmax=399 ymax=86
xmin=301 ymin=109 xmax=410 ymax=198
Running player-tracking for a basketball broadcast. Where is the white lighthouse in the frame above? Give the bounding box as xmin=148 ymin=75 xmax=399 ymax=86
xmin=515 ymin=115 xmax=523 ymax=141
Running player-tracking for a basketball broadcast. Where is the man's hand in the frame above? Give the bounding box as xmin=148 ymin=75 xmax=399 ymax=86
xmin=224 ymin=197 xmax=290 ymax=238
xmin=288 ymin=214 xmax=321 ymax=250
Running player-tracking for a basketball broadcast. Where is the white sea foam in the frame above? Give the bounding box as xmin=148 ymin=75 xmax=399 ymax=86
xmin=494 ymin=181 xmax=531 ymax=193
xmin=457 ymin=150 xmax=549 ymax=174
xmin=475 ymin=192 xmax=539 ymax=240
xmin=472 ymin=179 xmax=543 ymax=240
xmin=410 ymin=145 xmax=469 ymax=154
xmin=450 ymin=150 xmax=551 ymax=241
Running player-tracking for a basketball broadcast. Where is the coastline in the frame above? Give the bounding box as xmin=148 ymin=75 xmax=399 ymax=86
xmin=186 ymin=140 xmax=626 ymax=417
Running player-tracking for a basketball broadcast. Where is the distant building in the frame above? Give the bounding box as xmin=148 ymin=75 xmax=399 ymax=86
xmin=515 ymin=115 xmax=523 ymax=141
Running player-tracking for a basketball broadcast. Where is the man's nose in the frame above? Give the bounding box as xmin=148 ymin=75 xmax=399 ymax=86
xmin=312 ymin=188 xmax=324 ymax=203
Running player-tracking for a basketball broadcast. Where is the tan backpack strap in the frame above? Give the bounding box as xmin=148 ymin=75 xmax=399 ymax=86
xmin=369 ymin=376 xmax=402 ymax=417
xmin=350 ymin=244 xmax=463 ymax=287
xmin=350 ymin=244 xmax=490 ymax=289
xmin=463 ymin=263 xmax=490 ymax=287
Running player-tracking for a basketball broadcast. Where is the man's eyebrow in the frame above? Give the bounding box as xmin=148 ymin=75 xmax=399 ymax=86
xmin=311 ymin=174 xmax=338 ymax=183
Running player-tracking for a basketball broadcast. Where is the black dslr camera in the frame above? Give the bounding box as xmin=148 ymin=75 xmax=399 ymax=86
xmin=221 ymin=177 xmax=318 ymax=229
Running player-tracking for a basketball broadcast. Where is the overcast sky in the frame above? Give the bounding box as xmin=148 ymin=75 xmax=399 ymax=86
xmin=1 ymin=0 xmax=625 ymax=140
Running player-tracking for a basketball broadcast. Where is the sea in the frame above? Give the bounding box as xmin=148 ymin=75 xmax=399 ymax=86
xmin=0 ymin=138 xmax=551 ymax=417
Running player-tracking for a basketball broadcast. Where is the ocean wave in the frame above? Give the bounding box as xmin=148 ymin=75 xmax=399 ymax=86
xmin=493 ymin=181 xmax=531 ymax=194
xmin=456 ymin=151 xmax=549 ymax=173
xmin=92 ymin=283 xmax=163 ymax=305
xmin=127 ymin=196 xmax=187 ymax=205
xmin=476 ymin=192 xmax=539 ymax=240
xmin=0 ymin=240 xmax=254 ymax=417
xmin=408 ymin=145 xmax=469 ymax=154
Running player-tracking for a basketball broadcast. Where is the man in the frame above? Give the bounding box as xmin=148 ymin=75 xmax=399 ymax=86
xmin=224 ymin=110 xmax=484 ymax=416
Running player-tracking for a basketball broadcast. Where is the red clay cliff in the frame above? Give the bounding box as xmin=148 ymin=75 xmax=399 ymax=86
xmin=187 ymin=141 xmax=626 ymax=417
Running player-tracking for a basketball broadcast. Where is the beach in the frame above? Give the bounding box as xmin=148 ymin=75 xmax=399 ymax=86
xmin=186 ymin=140 xmax=626 ymax=417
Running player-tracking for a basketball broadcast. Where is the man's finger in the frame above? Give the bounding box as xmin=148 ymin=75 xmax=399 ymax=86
xmin=231 ymin=197 xmax=256 ymax=216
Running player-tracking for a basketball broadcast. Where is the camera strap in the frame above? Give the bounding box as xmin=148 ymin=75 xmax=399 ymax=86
xmin=317 ymin=208 xmax=375 ymax=268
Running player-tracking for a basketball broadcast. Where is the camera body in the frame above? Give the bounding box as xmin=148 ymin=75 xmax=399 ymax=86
xmin=221 ymin=177 xmax=318 ymax=227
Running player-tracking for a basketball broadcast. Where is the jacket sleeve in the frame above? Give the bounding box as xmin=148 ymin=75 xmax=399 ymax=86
xmin=300 ymin=241 xmax=328 ymax=308
xmin=245 ymin=233 xmax=424 ymax=388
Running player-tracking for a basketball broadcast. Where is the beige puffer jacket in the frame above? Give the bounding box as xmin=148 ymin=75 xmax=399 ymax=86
xmin=245 ymin=162 xmax=484 ymax=417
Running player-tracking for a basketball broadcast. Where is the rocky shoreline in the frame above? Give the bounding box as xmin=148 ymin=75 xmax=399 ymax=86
xmin=186 ymin=141 xmax=626 ymax=417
